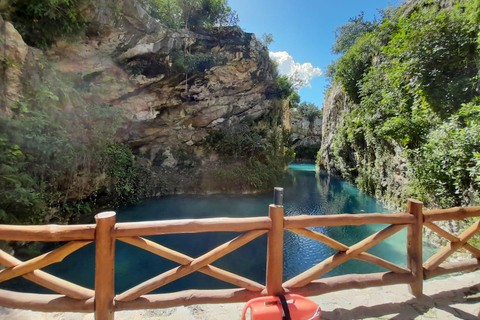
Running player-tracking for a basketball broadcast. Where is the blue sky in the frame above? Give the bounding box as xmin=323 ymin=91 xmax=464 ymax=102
xmin=228 ymin=0 xmax=406 ymax=108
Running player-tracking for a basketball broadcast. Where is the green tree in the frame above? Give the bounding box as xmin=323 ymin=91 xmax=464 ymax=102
xmin=4 ymin=0 xmax=87 ymax=48
xmin=275 ymin=75 xmax=294 ymax=100
xmin=149 ymin=0 xmax=238 ymax=30
xmin=261 ymin=33 xmax=274 ymax=47
xmin=332 ymin=12 xmax=379 ymax=54
xmin=297 ymin=102 xmax=321 ymax=123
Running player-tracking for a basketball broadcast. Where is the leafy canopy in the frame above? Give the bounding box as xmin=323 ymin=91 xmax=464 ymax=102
xmin=2 ymin=0 xmax=87 ymax=48
xmin=147 ymin=0 xmax=238 ymax=30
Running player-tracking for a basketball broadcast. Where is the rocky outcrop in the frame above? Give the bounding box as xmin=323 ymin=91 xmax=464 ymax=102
xmin=318 ymin=82 xmax=352 ymax=172
xmin=0 ymin=17 xmax=44 ymax=115
xmin=58 ymin=1 xmax=276 ymax=164
xmin=290 ymin=113 xmax=322 ymax=161
xmin=3 ymin=0 xmax=280 ymax=196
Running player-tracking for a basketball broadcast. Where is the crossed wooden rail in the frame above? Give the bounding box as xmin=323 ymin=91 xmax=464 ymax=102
xmin=0 ymin=198 xmax=479 ymax=320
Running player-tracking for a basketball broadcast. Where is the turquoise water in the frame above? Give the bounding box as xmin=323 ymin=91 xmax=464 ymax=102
xmin=2 ymin=164 xmax=415 ymax=294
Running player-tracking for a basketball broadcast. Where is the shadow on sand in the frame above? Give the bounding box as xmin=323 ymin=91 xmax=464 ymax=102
xmin=321 ymin=283 xmax=480 ymax=320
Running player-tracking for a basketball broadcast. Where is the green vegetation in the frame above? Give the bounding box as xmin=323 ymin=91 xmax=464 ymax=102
xmin=322 ymin=0 xmax=480 ymax=208
xmin=0 ymin=65 xmax=162 ymax=223
xmin=1 ymin=0 xmax=88 ymax=48
xmin=296 ymin=102 xmax=322 ymax=123
xmin=206 ymin=120 xmax=294 ymax=190
xmin=331 ymin=12 xmax=379 ymax=55
xmin=145 ymin=0 xmax=238 ymax=30
xmin=170 ymin=51 xmax=228 ymax=74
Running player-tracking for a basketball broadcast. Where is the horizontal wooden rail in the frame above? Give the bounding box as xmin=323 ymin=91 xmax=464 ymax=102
xmin=286 ymin=272 xmax=414 ymax=297
xmin=0 ymin=224 xmax=96 ymax=242
xmin=114 ymin=217 xmax=272 ymax=237
xmin=284 ymin=213 xmax=415 ymax=229
xmin=0 ymin=289 xmax=94 ymax=312
xmin=424 ymin=206 xmax=480 ymax=222
xmin=424 ymin=259 xmax=480 ymax=280
xmin=115 ymin=288 xmax=264 ymax=311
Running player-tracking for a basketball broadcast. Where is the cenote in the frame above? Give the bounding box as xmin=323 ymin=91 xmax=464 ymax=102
xmin=2 ymin=164 xmax=432 ymax=294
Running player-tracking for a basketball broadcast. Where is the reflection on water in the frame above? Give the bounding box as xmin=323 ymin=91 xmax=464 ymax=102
xmin=2 ymin=163 xmax=430 ymax=294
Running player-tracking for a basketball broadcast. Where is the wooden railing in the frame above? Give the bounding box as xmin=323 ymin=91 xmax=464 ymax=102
xmin=0 ymin=190 xmax=479 ymax=320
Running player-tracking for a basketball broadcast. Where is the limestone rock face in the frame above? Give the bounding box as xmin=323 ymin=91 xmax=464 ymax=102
xmin=45 ymin=0 xmax=277 ymax=173
xmin=0 ymin=19 xmax=29 ymax=113
xmin=290 ymin=113 xmax=322 ymax=161
xmin=1 ymin=0 xmax=280 ymax=197
xmin=318 ymin=83 xmax=352 ymax=172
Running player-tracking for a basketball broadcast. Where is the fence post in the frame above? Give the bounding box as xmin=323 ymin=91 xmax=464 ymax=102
xmin=266 ymin=187 xmax=285 ymax=296
xmin=407 ymin=199 xmax=423 ymax=298
xmin=95 ymin=212 xmax=116 ymax=320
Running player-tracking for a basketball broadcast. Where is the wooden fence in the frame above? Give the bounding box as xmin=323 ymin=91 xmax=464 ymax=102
xmin=0 ymin=190 xmax=479 ymax=320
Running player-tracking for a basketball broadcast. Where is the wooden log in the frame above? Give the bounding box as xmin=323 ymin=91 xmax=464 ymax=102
xmin=266 ymin=204 xmax=284 ymax=296
xmin=115 ymin=288 xmax=265 ymax=311
xmin=94 ymin=212 xmax=116 ymax=320
xmin=116 ymin=229 xmax=267 ymax=302
xmin=285 ymin=272 xmax=414 ymax=297
xmin=0 ymin=249 xmax=94 ymax=299
xmin=424 ymin=259 xmax=480 ymax=280
xmin=424 ymin=222 xmax=480 ymax=258
xmin=118 ymin=236 xmax=264 ymax=291
xmin=0 ymin=241 xmax=91 ymax=283
xmin=115 ymin=217 xmax=272 ymax=238
xmin=0 ymin=224 xmax=95 ymax=241
xmin=283 ymin=224 xmax=406 ymax=288
xmin=289 ymin=228 xmax=349 ymax=251
xmin=424 ymin=206 xmax=480 ymax=222
xmin=406 ymin=199 xmax=423 ymax=298
xmin=356 ymin=253 xmax=410 ymax=274
xmin=0 ymin=289 xmax=94 ymax=312
xmin=423 ymin=220 xmax=480 ymax=271
xmin=284 ymin=213 xmax=415 ymax=229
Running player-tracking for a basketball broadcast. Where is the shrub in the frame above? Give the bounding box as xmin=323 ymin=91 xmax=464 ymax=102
xmin=4 ymin=0 xmax=88 ymax=49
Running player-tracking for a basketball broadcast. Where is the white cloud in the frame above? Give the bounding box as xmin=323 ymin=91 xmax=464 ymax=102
xmin=269 ymin=51 xmax=322 ymax=89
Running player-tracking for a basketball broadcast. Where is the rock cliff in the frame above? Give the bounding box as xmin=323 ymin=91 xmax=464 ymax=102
xmin=290 ymin=112 xmax=322 ymax=162
xmin=317 ymin=83 xmax=351 ymax=172
xmin=2 ymin=0 xmax=283 ymax=198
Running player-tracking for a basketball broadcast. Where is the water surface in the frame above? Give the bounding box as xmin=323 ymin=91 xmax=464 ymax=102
xmin=2 ymin=164 xmax=421 ymax=294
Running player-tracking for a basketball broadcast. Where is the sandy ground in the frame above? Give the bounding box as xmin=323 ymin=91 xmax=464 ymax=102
xmin=1 ymin=270 xmax=479 ymax=320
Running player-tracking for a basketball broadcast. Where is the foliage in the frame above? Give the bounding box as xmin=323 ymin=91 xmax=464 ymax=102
xmin=332 ymin=12 xmax=379 ymax=54
xmin=409 ymin=103 xmax=480 ymax=208
xmin=104 ymin=144 xmax=157 ymax=205
xmin=214 ymin=155 xmax=285 ymax=190
xmin=274 ymin=75 xmax=295 ymax=100
xmin=172 ymin=146 xmax=200 ymax=171
xmin=261 ymin=33 xmax=274 ymax=47
xmin=0 ymin=132 xmax=43 ymax=223
xmin=206 ymin=126 xmax=270 ymax=159
xmin=327 ymin=0 xmax=480 ymax=207
xmin=334 ymin=32 xmax=380 ymax=103
xmin=3 ymin=0 xmax=88 ymax=48
xmin=0 ymin=66 xmax=128 ymax=223
xmin=296 ymin=102 xmax=321 ymax=123
xmin=171 ymin=51 xmax=227 ymax=74
xmin=206 ymin=122 xmax=294 ymax=190
xmin=146 ymin=0 xmax=238 ymax=30
xmin=288 ymin=91 xmax=300 ymax=108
